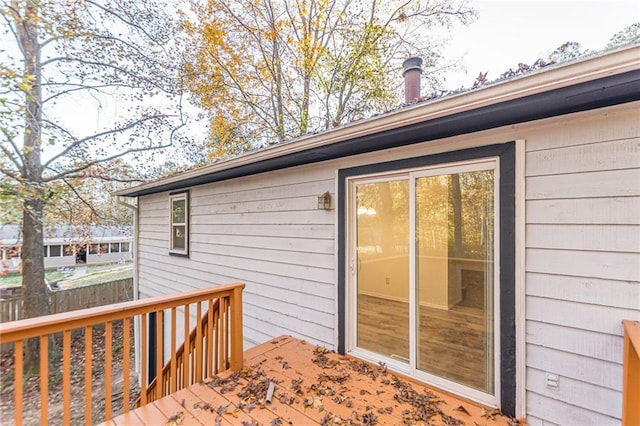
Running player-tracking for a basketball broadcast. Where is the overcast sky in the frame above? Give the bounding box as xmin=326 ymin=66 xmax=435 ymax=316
xmin=442 ymin=0 xmax=640 ymax=89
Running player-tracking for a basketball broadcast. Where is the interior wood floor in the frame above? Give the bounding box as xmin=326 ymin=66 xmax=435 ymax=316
xmin=102 ymin=336 xmax=515 ymax=426
xmin=357 ymin=294 xmax=491 ymax=392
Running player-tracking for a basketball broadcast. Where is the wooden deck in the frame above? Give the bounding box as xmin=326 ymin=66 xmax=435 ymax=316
xmin=104 ymin=336 xmax=520 ymax=425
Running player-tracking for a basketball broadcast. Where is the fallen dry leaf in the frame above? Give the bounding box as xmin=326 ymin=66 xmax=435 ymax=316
xmin=166 ymin=411 xmax=184 ymax=425
xmin=454 ymin=405 xmax=471 ymax=416
xmin=481 ymin=407 xmax=502 ymax=420
xmin=225 ymin=408 xmax=240 ymax=418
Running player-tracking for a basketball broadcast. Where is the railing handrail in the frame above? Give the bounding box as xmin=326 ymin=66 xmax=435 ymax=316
xmin=0 ymin=282 xmax=245 ymax=343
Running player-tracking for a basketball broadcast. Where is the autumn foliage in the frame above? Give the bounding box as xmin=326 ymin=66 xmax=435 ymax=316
xmin=182 ymin=0 xmax=477 ymax=158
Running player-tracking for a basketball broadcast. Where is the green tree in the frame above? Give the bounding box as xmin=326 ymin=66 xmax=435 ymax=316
xmin=0 ymin=0 xmax=188 ymax=368
xmin=549 ymin=41 xmax=591 ymax=63
xmin=184 ymin=0 xmax=476 ymax=157
xmin=606 ymin=22 xmax=640 ymax=48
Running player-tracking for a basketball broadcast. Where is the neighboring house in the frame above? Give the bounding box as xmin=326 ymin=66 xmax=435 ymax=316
xmin=116 ymin=45 xmax=640 ymax=424
xmin=0 ymin=225 xmax=133 ymax=274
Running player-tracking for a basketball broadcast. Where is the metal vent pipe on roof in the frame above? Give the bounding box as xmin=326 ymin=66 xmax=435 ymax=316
xmin=402 ymin=57 xmax=423 ymax=104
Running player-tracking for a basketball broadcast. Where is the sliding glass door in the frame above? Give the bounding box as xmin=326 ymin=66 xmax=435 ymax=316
xmin=354 ymin=177 xmax=410 ymax=362
xmin=349 ymin=159 xmax=499 ymax=404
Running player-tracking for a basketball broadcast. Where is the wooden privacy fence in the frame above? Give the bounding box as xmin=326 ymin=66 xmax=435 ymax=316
xmin=0 ymin=278 xmax=133 ymax=324
xmin=0 ymin=282 xmax=245 ymax=426
xmin=622 ymin=320 xmax=639 ymax=426
xmin=0 ymin=297 xmax=22 ymax=322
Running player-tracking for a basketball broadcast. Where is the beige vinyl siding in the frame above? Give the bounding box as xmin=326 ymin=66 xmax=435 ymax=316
xmin=134 ymin=101 xmax=639 ymax=422
xmin=523 ymin=106 xmax=640 ymax=424
xmin=137 ymin=167 xmax=337 ymax=348
xmin=527 ymin=197 xmax=640 ymax=224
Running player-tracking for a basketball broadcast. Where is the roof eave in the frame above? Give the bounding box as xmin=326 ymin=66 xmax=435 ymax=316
xmin=116 ymin=45 xmax=640 ymax=198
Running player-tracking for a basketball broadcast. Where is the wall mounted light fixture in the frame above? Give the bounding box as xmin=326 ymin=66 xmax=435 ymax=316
xmin=317 ymin=192 xmax=332 ymax=210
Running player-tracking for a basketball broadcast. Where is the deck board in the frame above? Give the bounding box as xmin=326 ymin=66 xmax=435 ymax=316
xmin=130 ymin=402 xmax=169 ymax=424
xmin=110 ymin=408 xmax=145 ymax=426
xmin=170 ymin=387 xmax=235 ymax=425
xmin=105 ymin=336 xmax=520 ymax=425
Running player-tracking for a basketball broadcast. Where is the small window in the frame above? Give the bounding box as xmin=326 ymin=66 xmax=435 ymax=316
xmin=44 ymin=246 xmax=49 ymax=257
xmin=63 ymin=245 xmax=74 ymax=256
xmin=49 ymin=245 xmax=62 ymax=257
xmin=111 ymin=243 xmax=120 ymax=253
xmin=170 ymin=191 xmax=189 ymax=256
xmin=7 ymin=247 xmax=20 ymax=259
xmin=89 ymin=245 xmax=99 ymax=255
xmin=121 ymin=242 xmax=130 ymax=252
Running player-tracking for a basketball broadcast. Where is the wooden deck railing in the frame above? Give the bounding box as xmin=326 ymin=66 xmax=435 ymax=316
xmin=0 ymin=282 xmax=245 ymax=425
xmin=138 ymin=296 xmax=229 ymax=406
xmin=622 ymin=320 xmax=639 ymax=426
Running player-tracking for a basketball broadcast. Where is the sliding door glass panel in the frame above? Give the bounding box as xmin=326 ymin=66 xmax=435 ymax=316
xmin=356 ymin=179 xmax=410 ymax=362
xmin=415 ymin=170 xmax=495 ymax=393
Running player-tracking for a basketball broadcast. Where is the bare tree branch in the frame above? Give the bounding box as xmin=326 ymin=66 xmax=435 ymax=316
xmin=61 ymin=177 xmax=104 ymax=220
xmin=42 ymin=113 xmax=171 ymax=170
xmin=43 ymin=139 xmax=174 ymax=183
xmin=41 ymin=82 xmax=137 ymax=104
xmin=0 ymin=127 xmax=24 ymax=170
xmin=40 ymin=57 xmax=176 ymax=93
xmin=85 ymin=0 xmax=169 ymax=49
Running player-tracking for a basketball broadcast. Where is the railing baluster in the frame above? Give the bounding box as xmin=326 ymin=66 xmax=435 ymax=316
xmin=155 ymin=310 xmax=163 ymax=401
xmin=170 ymin=307 xmax=177 ymax=394
xmin=40 ymin=335 xmax=48 ymax=424
xmin=222 ymin=296 xmax=228 ymax=369
xmin=63 ymin=329 xmax=71 ymax=424
xmin=183 ymin=304 xmax=189 ymax=390
xmin=14 ymin=340 xmax=23 ymax=425
xmin=207 ymin=299 xmax=214 ymax=376
xmin=216 ymin=299 xmax=222 ymax=372
xmin=189 ymin=336 xmax=193 ymax=382
xmin=219 ymin=297 xmax=225 ymax=370
xmin=123 ymin=316 xmax=130 ymax=413
xmin=140 ymin=313 xmax=147 ymax=406
xmin=196 ymin=302 xmax=203 ymax=382
xmin=202 ymin=307 xmax=208 ymax=377
xmin=105 ymin=321 xmax=113 ymax=420
xmin=214 ymin=303 xmax=219 ymax=373
xmin=85 ymin=325 xmax=92 ymax=425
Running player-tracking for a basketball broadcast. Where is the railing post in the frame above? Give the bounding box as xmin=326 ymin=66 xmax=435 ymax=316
xmin=229 ymin=284 xmax=244 ymax=371
xmin=622 ymin=320 xmax=640 ymax=426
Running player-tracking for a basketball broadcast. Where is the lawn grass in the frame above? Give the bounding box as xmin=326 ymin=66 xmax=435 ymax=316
xmin=0 ymin=262 xmax=132 ymax=289
xmin=60 ymin=267 xmax=132 ymax=287
xmin=0 ymin=270 xmax=73 ymax=288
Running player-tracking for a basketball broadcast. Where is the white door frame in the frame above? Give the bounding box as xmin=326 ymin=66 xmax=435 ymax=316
xmin=345 ymin=157 xmax=501 ymax=407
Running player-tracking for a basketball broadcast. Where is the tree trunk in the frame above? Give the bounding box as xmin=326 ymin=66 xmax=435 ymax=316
xmin=301 ymin=75 xmax=310 ymax=134
xmin=451 ymin=173 xmax=463 ymax=258
xmin=16 ymin=0 xmax=51 ymax=371
xmin=379 ymin=182 xmax=395 ymax=255
xmin=21 ymin=196 xmax=49 ymax=371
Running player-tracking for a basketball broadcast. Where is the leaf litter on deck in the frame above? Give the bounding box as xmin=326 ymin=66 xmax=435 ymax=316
xmin=162 ymin=342 xmax=528 ymax=426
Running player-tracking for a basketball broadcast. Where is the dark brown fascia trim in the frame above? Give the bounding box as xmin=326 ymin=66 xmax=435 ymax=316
xmin=124 ymin=69 xmax=640 ymax=197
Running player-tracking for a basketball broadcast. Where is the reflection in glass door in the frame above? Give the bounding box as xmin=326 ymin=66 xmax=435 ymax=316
xmin=414 ymin=168 xmax=495 ymax=394
xmin=349 ymin=160 xmax=498 ymax=402
xmin=355 ymin=178 xmax=409 ymax=362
